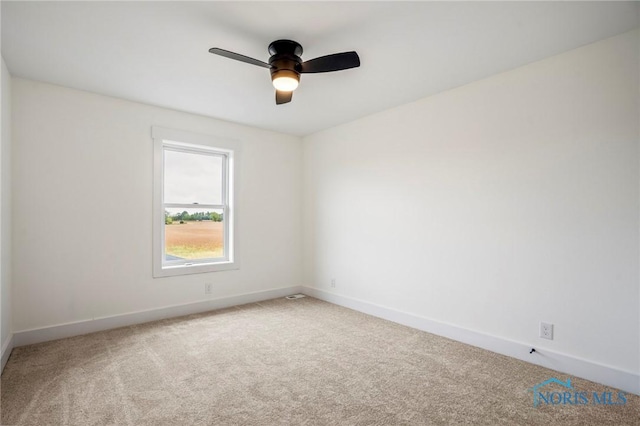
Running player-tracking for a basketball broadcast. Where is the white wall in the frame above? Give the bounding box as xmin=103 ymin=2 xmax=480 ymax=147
xmin=303 ymin=30 xmax=639 ymax=375
xmin=11 ymin=79 xmax=302 ymax=332
xmin=1 ymin=57 xmax=13 ymax=363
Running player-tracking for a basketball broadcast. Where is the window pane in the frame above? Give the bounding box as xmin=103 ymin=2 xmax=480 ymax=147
xmin=164 ymin=208 xmax=224 ymax=261
xmin=164 ymin=149 xmax=223 ymax=205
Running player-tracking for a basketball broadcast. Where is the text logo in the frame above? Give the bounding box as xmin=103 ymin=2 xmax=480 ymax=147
xmin=529 ymin=377 xmax=627 ymax=407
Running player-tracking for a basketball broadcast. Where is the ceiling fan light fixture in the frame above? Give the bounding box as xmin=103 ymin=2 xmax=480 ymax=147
xmin=271 ymin=69 xmax=299 ymax=92
xmin=209 ymin=40 xmax=360 ymax=104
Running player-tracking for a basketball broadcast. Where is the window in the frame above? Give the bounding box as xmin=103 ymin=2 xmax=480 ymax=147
xmin=153 ymin=127 xmax=239 ymax=277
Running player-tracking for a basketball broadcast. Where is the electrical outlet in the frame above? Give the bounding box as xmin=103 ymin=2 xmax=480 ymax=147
xmin=540 ymin=322 xmax=553 ymax=340
xmin=205 ymin=283 xmax=213 ymax=295
xmin=330 ymin=278 xmax=336 ymax=288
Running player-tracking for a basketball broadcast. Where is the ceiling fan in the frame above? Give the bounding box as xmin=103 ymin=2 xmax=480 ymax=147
xmin=209 ymin=40 xmax=360 ymax=105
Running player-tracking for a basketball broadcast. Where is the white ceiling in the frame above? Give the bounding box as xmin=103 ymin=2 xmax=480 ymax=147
xmin=2 ymin=2 xmax=638 ymax=136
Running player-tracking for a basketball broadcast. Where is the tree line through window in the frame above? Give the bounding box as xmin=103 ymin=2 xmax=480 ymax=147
xmin=165 ymin=210 xmax=223 ymax=224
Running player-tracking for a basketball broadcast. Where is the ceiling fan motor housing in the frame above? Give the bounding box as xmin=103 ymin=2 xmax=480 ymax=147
xmin=268 ymin=40 xmax=303 ymax=85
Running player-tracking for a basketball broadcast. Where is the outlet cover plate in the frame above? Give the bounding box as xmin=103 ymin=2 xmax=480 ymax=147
xmin=540 ymin=322 xmax=553 ymax=340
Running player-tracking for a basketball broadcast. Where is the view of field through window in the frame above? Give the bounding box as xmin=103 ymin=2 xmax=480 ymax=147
xmin=163 ymin=148 xmax=226 ymax=262
xmin=165 ymin=208 xmax=224 ymax=261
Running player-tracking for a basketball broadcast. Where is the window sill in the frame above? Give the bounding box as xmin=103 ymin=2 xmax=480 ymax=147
xmin=153 ymin=260 xmax=239 ymax=278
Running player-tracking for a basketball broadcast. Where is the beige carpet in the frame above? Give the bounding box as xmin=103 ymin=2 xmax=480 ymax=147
xmin=1 ymin=297 xmax=638 ymax=425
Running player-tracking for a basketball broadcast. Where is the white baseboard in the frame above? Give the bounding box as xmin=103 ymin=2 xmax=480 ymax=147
xmin=303 ymin=287 xmax=640 ymax=396
xmin=1 ymin=333 xmax=14 ymax=373
xmin=14 ymin=286 xmax=303 ymax=347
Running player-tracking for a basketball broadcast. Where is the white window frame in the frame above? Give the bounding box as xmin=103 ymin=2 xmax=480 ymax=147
xmin=152 ymin=126 xmax=240 ymax=277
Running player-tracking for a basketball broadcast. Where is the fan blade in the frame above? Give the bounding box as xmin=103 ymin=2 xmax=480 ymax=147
xmin=208 ymin=48 xmax=271 ymax=69
xmin=299 ymin=51 xmax=360 ymax=73
xmin=276 ymin=90 xmax=293 ymax=105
